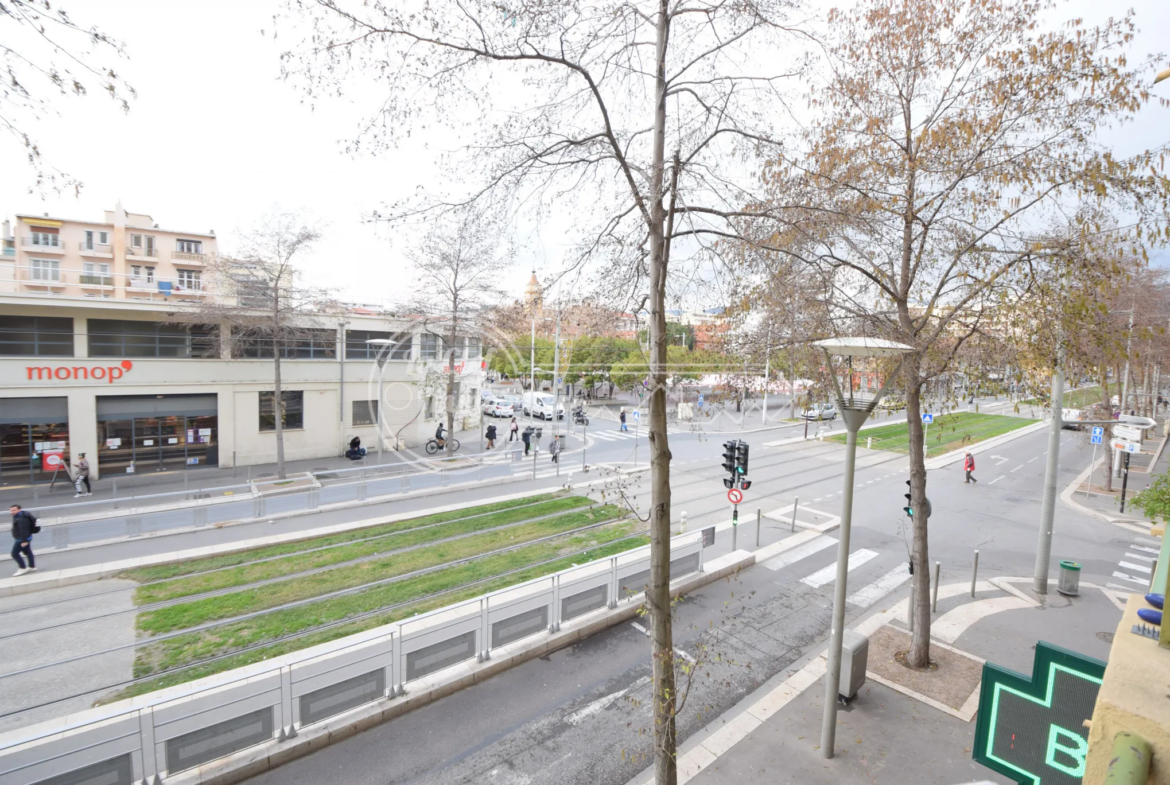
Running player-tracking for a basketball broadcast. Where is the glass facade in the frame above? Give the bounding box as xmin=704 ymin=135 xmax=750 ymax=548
xmin=97 ymin=414 xmax=218 ymax=472
xmin=0 ymin=422 xmax=71 ymax=486
xmin=0 ymin=315 xmax=74 ymax=356
xmin=345 ymin=330 xmax=411 ymax=360
xmin=236 ymin=328 xmax=337 ymax=359
xmin=88 ymin=320 xmax=218 ymax=358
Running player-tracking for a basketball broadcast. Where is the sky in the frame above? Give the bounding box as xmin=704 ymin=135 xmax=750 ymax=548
xmin=3 ymin=0 xmax=1168 ymax=306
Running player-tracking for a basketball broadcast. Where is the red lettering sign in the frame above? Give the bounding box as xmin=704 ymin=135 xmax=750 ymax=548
xmin=26 ymin=360 xmax=132 ymax=384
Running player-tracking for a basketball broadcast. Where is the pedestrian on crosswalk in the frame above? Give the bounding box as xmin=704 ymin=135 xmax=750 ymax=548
xmin=549 ymin=435 xmax=561 ymax=464
xmin=485 ymin=424 xmax=497 ymax=450
xmin=619 ymin=409 xmax=628 ymax=431
xmin=509 ymin=417 xmax=519 ymax=441
xmin=522 ymin=425 xmax=534 ymax=456
xmin=964 ymin=452 xmax=977 ymax=484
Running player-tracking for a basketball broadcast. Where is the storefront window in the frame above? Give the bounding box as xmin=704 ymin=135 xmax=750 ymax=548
xmin=259 ymin=391 xmax=304 ymax=431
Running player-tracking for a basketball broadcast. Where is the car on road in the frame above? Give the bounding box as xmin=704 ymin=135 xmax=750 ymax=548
xmin=480 ymin=389 xmax=495 ymax=402
xmin=801 ymin=403 xmax=837 ymax=421
xmin=483 ymin=398 xmax=514 ymax=418
xmin=523 ymin=391 xmax=565 ymax=420
xmin=1062 ymin=408 xmax=1084 ymax=430
xmin=879 ymin=395 xmax=906 ymax=411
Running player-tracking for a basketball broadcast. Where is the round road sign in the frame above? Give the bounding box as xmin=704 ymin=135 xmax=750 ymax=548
xmin=727 ymin=488 xmax=743 ymax=504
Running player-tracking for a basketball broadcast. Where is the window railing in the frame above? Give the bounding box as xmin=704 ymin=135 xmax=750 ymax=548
xmin=22 ymin=236 xmax=62 ymax=248
xmin=79 ymin=274 xmax=115 ymax=286
xmin=173 ymin=251 xmax=206 ymax=263
xmin=79 ymin=242 xmax=113 ymax=254
xmin=128 ymin=247 xmax=158 ymax=257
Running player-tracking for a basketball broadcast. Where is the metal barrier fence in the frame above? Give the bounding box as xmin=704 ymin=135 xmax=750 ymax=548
xmin=27 ymin=446 xmax=566 ymax=550
xmin=0 ymin=531 xmax=704 ymax=785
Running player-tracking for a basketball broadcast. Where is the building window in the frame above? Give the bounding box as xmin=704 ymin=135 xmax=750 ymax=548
xmin=466 ymin=338 xmax=481 ymax=359
xmin=131 ymin=234 xmax=142 ymax=249
xmin=420 ymin=333 xmax=442 ymax=360
xmin=81 ymin=262 xmax=112 ymax=286
xmin=346 ymin=330 xmax=411 ymax=360
xmin=177 ymin=269 xmax=201 ymax=290
xmin=176 ymin=239 xmax=202 ymax=254
xmin=259 ymin=391 xmax=304 ymax=431
xmin=353 ymin=400 xmax=379 ymax=426
xmin=89 ymin=319 xmax=218 ymax=358
xmin=99 ymin=231 xmax=109 ymax=244
xmin=234 ymin=327 xmax=337 ymax=359
xmin=30 ymin=231 xmax=59 ymax=247
xmin=0 ymin=315 xmax=73 ymax=356
xmin=145 ymin=236 xmax=156 ymax=256
xmin=424 ymin=396 xmax=435 ymax=420
xmin=29 ymin=258 xmax=60 ymax=281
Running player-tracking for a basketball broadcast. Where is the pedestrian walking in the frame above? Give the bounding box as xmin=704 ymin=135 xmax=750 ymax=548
xmin=9 ymin=504 xmax=38 ymax=577
xmin=619 ymin=409 xmax=628 ymax=432
xmin=522 ymin=425 xmax=534 ymax=456
xmin=486 ymin=424 xmax=497 ymax=450
xmin=509 ymin=417 xmax=519 ymax=442
xmin=964 ymin=452 xmax=977 ymax=484
xmin=550 ymin=434 xmax=561 ymax=464
xmin=73 ymin=453 xmax=91 ymax=497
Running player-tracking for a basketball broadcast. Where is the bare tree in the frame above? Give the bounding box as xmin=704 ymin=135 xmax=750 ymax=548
xmin=184 ymin=211 xmax=327 ymax=479
xmin=280 ymin=2 xmax=807 ymax=777
xmin=405 ymin=207 xmax=511 ymax=456
xmin=2 ymin=0 xmax=135 ymax=193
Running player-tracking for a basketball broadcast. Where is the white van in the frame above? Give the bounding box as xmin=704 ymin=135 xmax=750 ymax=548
xmin=523 ymin=391 xmax=565 ymax=420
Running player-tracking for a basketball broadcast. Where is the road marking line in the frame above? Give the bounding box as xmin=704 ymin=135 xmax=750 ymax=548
xmin=565 ymin=675 xmax=651 ymax=725
xmin=801 ymin=548 xmax=878 ymax=588
xmin=813 ymin=497 xmax=822 ymax=502
xmin=1118 ymin=561 xmax=1152 ymax=574
xmin=763 ymin=536 xmax=836 ymax=571
xmin=988 ymin=475 xmax=1005 ymax=484
xmin=1135 ymin=537 xmax=1160 ymax=545
xmin=847 ymin=565 xmax=911 ymax=608
xmin=1124 ymin=552 xmax=1156 ymax=562
xmin=1028 ymin=456 xmax=1039 ymax=463
xmin=1112 ymin=572 xmax=1148 ymax=586
xmin=1129 ymin=545 xmax=1160 ymax=555
xmin=1011 ymin=465 xmax=1023 ymax=472
xmin=931 ymin=596 xmax=1034 ymax=644
xmin=1106 ymin=583 xmax=1138 ymax=592
xmin=631 ymin=622 xmax=649 ymax=636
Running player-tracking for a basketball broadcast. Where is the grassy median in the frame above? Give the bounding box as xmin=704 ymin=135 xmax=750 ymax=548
xmin=833 ymin=411 xmax=1037 ymax=457
xmin=124 ymin=521 xmax=643 ymax=691
xmin=130 ymin=495 xmax=593 ymax=605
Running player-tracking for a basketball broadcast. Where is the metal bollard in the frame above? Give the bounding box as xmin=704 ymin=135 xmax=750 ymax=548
xmin=679 ymin=511 xmax=687 ymax=534
xmin=971 ymin=550 xmax=979 ymax=597
xmin=866 ymin=436 xmax=872 ymax=449
xmin=932 ymin=561 xmax=941 ymax=612
xmin=1150 ymin=559 xmax=1159 ymax=593
xmin=733 ymin=523 xmax=738 ymax=551
xmin=112 ymin=480 xmax=117 ymax=499
xmin=756 ymin=508 xmax=762 ymax=548
xmin=791 ymin=496 xmax=799 ymax=532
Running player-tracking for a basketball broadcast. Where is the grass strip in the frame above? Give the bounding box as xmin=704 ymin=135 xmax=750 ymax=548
xmin=831 ymin=412 xmax=1036 ymax=457
xmin=133 ymin=496 xmax=592 ymax=605
xmin=121 ymin=492 xmax=566 ymax=584
xmin=129 ymin=522 xmax=641 ymax=682
xmin=136 ymin=505 xmax=626 ymax=635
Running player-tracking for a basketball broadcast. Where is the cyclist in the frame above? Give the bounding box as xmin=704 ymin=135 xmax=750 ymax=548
xmin=435 ymin=422 xmax=447 ymax=449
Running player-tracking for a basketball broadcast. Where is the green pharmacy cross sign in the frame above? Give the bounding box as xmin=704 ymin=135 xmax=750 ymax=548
xmin=973 ymin=641 xmax=1106 ymax=784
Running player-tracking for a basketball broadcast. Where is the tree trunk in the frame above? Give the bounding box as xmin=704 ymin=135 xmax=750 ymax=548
xmin=648 ymin=1 xmax=677 ymax=781
xmin=904 ymin=359 xmax=932 ymax=667
xmin=1102 ymin=367 xmax=1114 ymax=492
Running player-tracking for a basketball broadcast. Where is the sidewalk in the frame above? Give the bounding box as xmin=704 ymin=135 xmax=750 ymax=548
xmin=628 ymin=575 xmax=1125 ymax=785
xmin=1064 ymin=423 xmax=1169 ymax=526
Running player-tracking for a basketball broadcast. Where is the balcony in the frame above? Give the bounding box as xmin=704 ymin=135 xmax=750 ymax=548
xmin=79 ymin=242 xmax=113 ymax=257
xmin=172 ymin=251 xmax=206 ymax=265
xmin=21 ymin=238 xmax=64 ymax=254
xmin=79 ymin=274 xmax=115 ymax=288
xmin=127 ymin=247 xmax=158 ymax=261
xmin=19 ymin=267 xmax=67 ymax=290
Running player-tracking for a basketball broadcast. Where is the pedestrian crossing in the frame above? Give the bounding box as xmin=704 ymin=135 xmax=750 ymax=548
xmin=1109 ymin=535 xmax=1160 ymax=591
xmin=589 ymin=429 xmax=647 ymax=442
xmin=761 ymin=532 xmax=909 ymax=609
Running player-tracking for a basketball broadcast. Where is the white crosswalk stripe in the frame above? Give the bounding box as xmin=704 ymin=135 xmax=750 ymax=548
xmin=847 ymin=565 xmax=911 ymax=608
xmin=1112 ymin=572 xmax=1148 ymax=586
xmin=801 ymin=549 xmax=879 ymax=588
xmin=762 ymin=536 xmax=836 ymax=571
xmin=1119 ymin=560 xmax=1152 ymax=574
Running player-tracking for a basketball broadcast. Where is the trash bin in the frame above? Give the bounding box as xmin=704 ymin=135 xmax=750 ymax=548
xmin=838 ymin=630 xmax=869 ymax=702
xmin=534 ymin=427 xmax=544 ymax=440
xmin=1057 ymin=560 xmax=1081 ymax=596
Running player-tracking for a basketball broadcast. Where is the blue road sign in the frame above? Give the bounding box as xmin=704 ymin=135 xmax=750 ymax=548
xmin=1090 ymin=434 xmax=1103 ymax=445
xmin=922 ymin=413 xmax=934 ymax=424
xmin=1091 ymin=426 xmax=1104 ymax=437
xmin=697 ymin=395 xmax=705 ymax=406
xmin=632 ymin=410 xmax=641 ymax=422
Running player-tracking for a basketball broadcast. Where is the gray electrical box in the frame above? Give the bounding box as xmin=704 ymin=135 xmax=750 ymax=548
xmin=838 ymin=630 xmax=869 ymax=702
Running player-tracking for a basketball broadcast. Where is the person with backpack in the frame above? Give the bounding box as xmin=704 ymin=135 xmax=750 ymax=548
xmin=509 ymin=417 xmax=519 ymax=442
xmin=485 ymin=423 xmax=498 ymax=450
xmin=9 ymin=504 xmax=39 ymax=576
xmin=964 ymin=452 xmax=977 ymax=484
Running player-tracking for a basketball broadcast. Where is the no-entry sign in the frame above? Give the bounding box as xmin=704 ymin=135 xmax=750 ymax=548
xmin=727 ymin=488 xmax=743 ymax=504
xmin=973 ymin=641 xmax=1105 ymax=784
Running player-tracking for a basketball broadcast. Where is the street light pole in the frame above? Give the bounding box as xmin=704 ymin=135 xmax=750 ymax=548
xmin=812 ymin=338 xmax=911 ymax=761
xmin=1032 ymin=345 xmax=1065 ymax=594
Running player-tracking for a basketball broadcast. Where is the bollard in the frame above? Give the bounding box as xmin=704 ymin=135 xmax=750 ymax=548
xmin=971 ymin=550 xmax=979 ymax=597
xmin=756 ymin=508 xmax=762 ymax=548
xmin=1149 ymin=559 xmax=1158 ymax=593
xmin=680 ymin=511 xmax=687 ymax=534
xmin=733 ymin=523 xmax=738 ymax=551
xmin=932 ymin=561 xmax=941 ymax=612
xmin=866 ymin=436 xmax=872 ymax=450
xmin=791 ymin=496 xmax=799 ymax=532
xmin=1104 ymin=731 xmax=1151 ymax=785
xmin=112 ymin=480 xmax=117 ymax=500
xmin=908 ymin=584 xmax=915 ymax=632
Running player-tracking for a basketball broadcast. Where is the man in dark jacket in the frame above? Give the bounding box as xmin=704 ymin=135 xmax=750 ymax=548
xmin=521 ymin=426 xmax=534 ymax=456
xmin=9 ymin=504 xmax=37 ymax=577
xmin=485 ymin=424 xmax=498 ymax=450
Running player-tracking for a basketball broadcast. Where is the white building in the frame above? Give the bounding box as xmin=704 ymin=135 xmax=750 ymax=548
xmin=1 ymin=207 xmax=483 ymax=485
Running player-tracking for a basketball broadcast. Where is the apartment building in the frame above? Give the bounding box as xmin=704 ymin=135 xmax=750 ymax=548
xmin=1 ymin=206 xmax=484 ymax=486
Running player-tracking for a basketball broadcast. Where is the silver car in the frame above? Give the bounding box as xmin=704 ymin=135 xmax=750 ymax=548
xmin=801 ymin=403 xmax=837 ymax=421
xmin=483 ymin=398 xmax=514 ymax=418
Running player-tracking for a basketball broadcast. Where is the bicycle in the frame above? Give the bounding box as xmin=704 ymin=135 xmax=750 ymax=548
xmin=425 ymin=438 xmax=461 ymax=455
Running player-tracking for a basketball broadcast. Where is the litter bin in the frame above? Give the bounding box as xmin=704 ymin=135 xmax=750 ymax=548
xmin=838 ymin=630 xmax=869 ymax=703
xmin=1057 ymin=560 xmax=1081 ymax=596
xmin=534 ymin=427 xmax=544 ymax=440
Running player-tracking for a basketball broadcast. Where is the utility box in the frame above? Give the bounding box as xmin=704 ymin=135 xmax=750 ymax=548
xmin=838 ymin=630 xmax=869 ymax=702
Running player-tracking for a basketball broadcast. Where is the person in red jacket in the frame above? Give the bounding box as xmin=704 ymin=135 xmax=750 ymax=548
xmin=964 ymin=452 xmax=977 ymax=484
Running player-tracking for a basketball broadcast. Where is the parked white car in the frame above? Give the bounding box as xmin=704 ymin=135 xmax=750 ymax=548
xmin=483 ymin=398 xmax=514 ymax=418
xmin=801 ymin=403 xmax=837 ymax=421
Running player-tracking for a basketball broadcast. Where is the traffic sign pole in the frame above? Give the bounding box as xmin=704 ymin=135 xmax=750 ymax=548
xmin=1086 ymin=443 xmax=1096 ymax=499
xmin=1119 ymin=452 xmax=1131 ymax=513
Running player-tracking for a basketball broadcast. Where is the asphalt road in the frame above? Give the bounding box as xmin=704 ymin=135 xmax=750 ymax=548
xmin=237 ymin=422 xmax=1136 ymax=785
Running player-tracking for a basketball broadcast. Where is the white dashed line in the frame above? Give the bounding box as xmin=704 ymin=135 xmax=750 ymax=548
xmin=988 ymin=475 xmax=1005 ymax=485
xmin=1028 ymin=457 xmax=1039 ymax=463
xmin=1011 ymin=465 xmax=1023 ymax=472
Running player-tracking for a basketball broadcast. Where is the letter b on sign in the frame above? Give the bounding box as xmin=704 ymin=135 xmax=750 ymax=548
xmin=1045 ymin=724 xmax=1087 ymax=777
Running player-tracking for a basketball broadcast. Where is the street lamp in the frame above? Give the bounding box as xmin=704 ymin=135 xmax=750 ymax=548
xmin=366 ymin=338 xmax=394 ymax=458
xmin=812 ymin=337 xmax=912 ymax=761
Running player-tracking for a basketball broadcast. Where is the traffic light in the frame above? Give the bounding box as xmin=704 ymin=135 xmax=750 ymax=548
xmin=904 ymin=480 xmax=913 ymax=517
xmin=739 ymin=480 xmax=752 ymax=490
xmin=723 ymin=477 xmax=735 ymax=489
xmin=735 ymin=441 xmax=750 ymax=476
xmin=722 ymin=441 xmax=737 ymax=474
